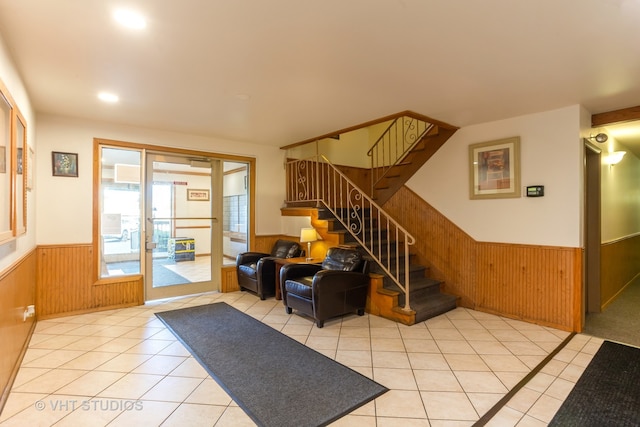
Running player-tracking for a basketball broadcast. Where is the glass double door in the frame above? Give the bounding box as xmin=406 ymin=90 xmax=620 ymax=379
xmin=144 ymin=152 xmax=222 ymax=300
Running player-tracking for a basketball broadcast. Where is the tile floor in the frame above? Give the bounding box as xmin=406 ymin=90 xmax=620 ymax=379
xmin=0 ymin=291 xmax=604 ymax=426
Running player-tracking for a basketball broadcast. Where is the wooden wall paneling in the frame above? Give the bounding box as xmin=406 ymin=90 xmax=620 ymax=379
xmin=0 ymin=251 xmax=36 ymax=412
xmin=383 ymin=186 xmax=582 ymax=331
xmin=476 ymin=243 xmax=581 ymax=331
xmin=36 ymin=245 xmax=94 ymax=317
xmin=600 ymin=234 xmax=640 ymax=308
xmin=221 ymin=265 xmax=240 ymax=293
xmin=92 ymin=276 xmax=143 ymax=308
xmin=384 ymin=187 xmax=477 ymax=307
xmin=36 ymin=244 xmax=145 ymax=319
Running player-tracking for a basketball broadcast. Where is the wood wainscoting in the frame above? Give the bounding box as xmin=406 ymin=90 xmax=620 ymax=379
xmin=384 ymin=187 xmax=583 ymax=332
xmin=36 ymin=244 xmax=143 ymax=319
xmin=0 ymin=250 xmax=37 ymax=412
xmin=601 ymin=234 xmax=640 ymax=309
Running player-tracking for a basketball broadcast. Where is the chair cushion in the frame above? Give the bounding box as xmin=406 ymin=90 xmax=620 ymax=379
xmin=238 ymin=263 xmax=257 ymax=278
xmin=321 ymin=247 xmax=363 ymax=271
xmin=271 ymin=239 xmax=302 ymax=258
xmin=284 ymin=277 xmax=314 ymax=299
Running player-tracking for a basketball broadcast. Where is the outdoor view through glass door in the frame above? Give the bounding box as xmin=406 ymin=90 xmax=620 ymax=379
xmin=98 ymin=144 xmax=249 ymax=301
xmin=145 ymin=153 xmax=221 ymax=300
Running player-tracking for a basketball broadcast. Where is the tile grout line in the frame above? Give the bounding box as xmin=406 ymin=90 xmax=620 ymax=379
xmin=472 ymin=331 xmax=577 ymax=427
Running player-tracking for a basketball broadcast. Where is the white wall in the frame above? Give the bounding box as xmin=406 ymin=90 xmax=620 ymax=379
xmin=0 ymin=36 xmax=36 ymax=273
xmin=407 ymin=105 xmax=583 ymax=247
xmin=35 ymin=114 xmax=285 ymax=245
xmin=600 ymin=138 xmax=640 ymax=242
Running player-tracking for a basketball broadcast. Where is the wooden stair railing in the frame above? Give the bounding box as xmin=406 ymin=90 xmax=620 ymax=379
xmin=367 ymin=116 xmax=458 ymax=205
xmin=285 ymin=155 xmax=416 ymax=313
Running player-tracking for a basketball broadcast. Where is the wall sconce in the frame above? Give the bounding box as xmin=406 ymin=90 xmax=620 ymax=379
xmin=589 ymin=133 xmax=608 ymax=143
xmin=299 ymin=228 xmax=318 ymax=261
xmin=605 ymin=151 xmax=626 ymax=165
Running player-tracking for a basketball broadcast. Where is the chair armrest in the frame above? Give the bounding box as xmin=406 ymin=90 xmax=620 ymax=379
xmin=279 ymin=263 xmax=323 ymax=284
xmin=312 ymin=270 xmax=369 ymax=294
xmin=236 ymin=252 xmax=269 ymax=266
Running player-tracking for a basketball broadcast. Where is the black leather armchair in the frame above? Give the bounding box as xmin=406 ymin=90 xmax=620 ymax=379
xmin=279 ymin=246 xmax=370 ymax=327
xmin=236 ymin=239 xmax=303 ymax=300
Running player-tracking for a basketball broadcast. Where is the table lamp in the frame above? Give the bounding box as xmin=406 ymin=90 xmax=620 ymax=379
xmin=299 ymin=228 xmax=318 ymax=261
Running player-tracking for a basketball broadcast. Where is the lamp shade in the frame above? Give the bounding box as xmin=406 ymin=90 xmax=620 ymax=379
xmin=300 ymin=228 xmax=317 ymax=243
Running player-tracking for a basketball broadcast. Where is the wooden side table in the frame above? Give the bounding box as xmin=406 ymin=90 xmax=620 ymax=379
xmin=274 ymin=257 xmax=323 ymax=300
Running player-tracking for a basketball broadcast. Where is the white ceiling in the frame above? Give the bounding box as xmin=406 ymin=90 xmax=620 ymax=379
xmin=1 ymin=0 xmax=640 ymax=149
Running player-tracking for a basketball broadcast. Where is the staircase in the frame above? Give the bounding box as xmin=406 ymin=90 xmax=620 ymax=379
xmin=285 ymin=154 xmax=458 ymax=325
xmin=283 ymin=112 xmax=459 ymax=325
xmin=368 ymin=115 xmax=459 ymax=205
xmin=316 ymin=206 xmax=458 ymax=324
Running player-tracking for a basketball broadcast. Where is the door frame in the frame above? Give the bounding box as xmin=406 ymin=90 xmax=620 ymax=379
xmin=584 ymin=140 xmax=602 ymax=321
xmin=92 ymin=138 xmax=256 ymax=298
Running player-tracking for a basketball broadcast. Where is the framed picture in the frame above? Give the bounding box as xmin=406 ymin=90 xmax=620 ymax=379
xmin=469 ymin=137 xmax=521 ymax=199
xmin=52 ymin=151 xmax=78 ymax=177
xmin=187 ymin=188 xmax=210 ymax=201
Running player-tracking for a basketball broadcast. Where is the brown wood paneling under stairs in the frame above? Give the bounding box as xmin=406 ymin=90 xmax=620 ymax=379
xmin=384 ymin=186 xmax=582 ymax=332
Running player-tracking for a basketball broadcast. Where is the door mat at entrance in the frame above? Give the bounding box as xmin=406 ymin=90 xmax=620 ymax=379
xmin=155 ymin=302 xmax=388 ymax=427
xmin=549 ymin=340 xmax=640 ymax=426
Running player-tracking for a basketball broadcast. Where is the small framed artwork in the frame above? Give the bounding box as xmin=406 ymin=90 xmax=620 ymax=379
xmin=469 ymin=137 xmax=521 ymax=199
xmin=187 ymin=188 xmax=210 ymax=201
xmin=52 ymin=151 xmax=78 ymax=177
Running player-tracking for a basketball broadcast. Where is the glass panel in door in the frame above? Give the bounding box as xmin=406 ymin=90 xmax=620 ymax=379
xmin=145 ymin=152 xmax=220 ymax=300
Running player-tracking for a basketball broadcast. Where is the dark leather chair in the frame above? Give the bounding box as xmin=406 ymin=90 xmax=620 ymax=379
xmin=279 ymin=246 xmax=370 ymax=327
xmin=236 ymin=239 xmax=303 ymax=300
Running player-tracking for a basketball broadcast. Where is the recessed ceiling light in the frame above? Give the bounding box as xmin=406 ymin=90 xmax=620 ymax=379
xmin=113 ymin=9 xmax=146 ymax=30
xmin=98 ymin=92 xmax=119 ymax=103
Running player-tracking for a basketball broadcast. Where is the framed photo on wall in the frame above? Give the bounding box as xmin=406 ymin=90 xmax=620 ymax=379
xmin=52 ymin=151 xmax=78 ymax=177
xmin=187 ymin=188 xmax=210 ymax=201
xmin=469 ymin=137 xmax=521 ymax=199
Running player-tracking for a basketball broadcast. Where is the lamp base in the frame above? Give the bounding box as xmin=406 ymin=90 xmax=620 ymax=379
xmin=306 ymin=242 xmax=312 ymax=261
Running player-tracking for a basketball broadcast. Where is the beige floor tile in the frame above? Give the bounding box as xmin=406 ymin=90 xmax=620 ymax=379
xmin=57 ymin=370 xmax=125 ymax=396
xmin=132 ymin=355 xmax=187 ymax=375
xmin=338 ymin=337 xmax=371 ymax=351
xmin=372 ymin=351 xmax=411 ymax=368
xmin=339 ymin=327 xmax=371 ymax=338
xmin=403 ymin=339 xmax=440 ymax=353
xmin=0 ymin=392 xmax=48 ymax=422
xmin=141 ymin=376 xmax=204 ymax=402
xmin=108 ymin=399 xmax=179 ymax=427
xmin=371 ymin=338 xmax=405 ymax=352
xmin=22 ymin=349 xmax=87 ymax=369
xmin=408 ymin=352 xmax=450 ymax=370
xmin=421 ymin=391 xmax=478 ymax=421
xmin=96 ymin=353 xmax=152 ymax=372
xmin=373 ymin=367 xmax=417 ymax=390
xmin=60 ymin=351 xmax=118 ymax=370
xmin=61 ymin=335 xmax=116 ymax=351
xmin=213 ymin=406 xmax=257 ymax=427
xmin=436 ymin=340 xmax=476 ymax=354
xmin=444 ymin=354 xmax=490 ymax=371
xmin=454 ymin=371 xmax=508 ymax=393
xmin=468 ymin=340 xmax=511 ymax=355
xmin=505 ymin=387 xmax=542 ymax=413
xmin=170 ymin=357 xmax=210 ymax=378
xmin=525 ymin=394 xmax=564 ymax=424
xmin=481 ymin=354 xmax=529 ymax=372
xmin=185 ymin=378 xmax=233 ymax=406
xmin=160 ymin=402 xmax=226 ymax=426
xmin=428 ymin=328 xmax=465 ymax=341
xmin=376 ymin=390 xmax=428 ymax=419
xmin=484 ymin=406 xmax=525 ymax=427
xmin=335 ymin=350 xmax=372 ymax=368
xmin=413 ymin=369 xmax=462 ymax=392
xmin=13 ymin=369 xmax=88 ymax=394
xmin=305 ymin=334 xmax=339 ymax=350
xmin=92 ymin=337 xmax=144 ymax=353
xmin=467 ymin=392 xmax=503 ymax=415
xmin=97 ymin=373 xmax=164 ymax=399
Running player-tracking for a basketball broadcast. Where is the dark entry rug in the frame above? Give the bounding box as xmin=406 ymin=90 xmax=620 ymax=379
xmin=549 ymin=340 xmax=640 ymax=426
xmin=155 ymin=302 xmax=388 ymax=427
